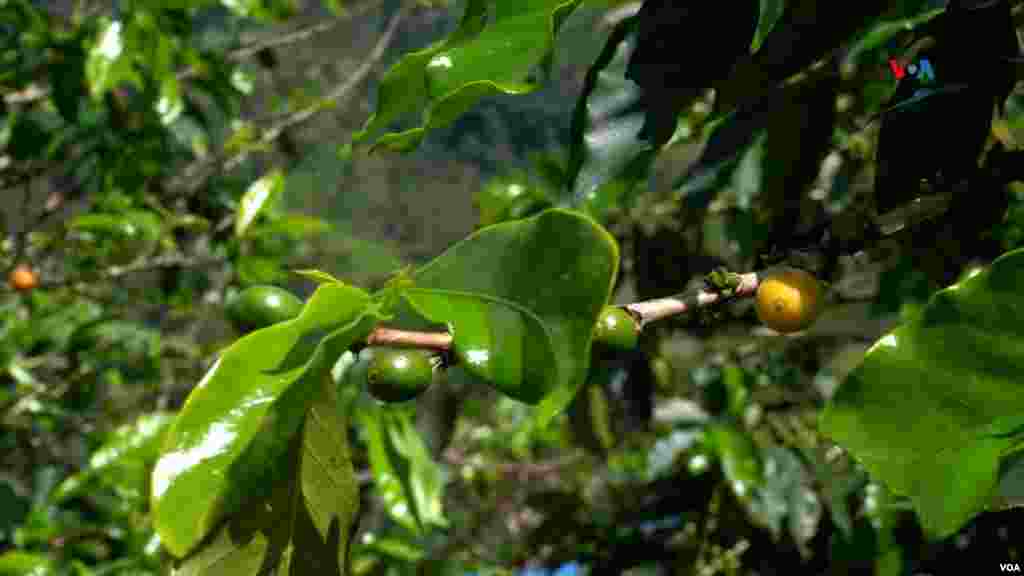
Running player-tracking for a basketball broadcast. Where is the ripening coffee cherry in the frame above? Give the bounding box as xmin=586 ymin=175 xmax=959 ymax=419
xmin=366 ymin=347 xmax=436 ymax=403
xmin=8 ymin=265 xmax=38 ymax=293
xmin=755 ymin=268 xmax=823 ymax=334
xmin=593 ymin=306 xmax=640 ymax=351
xmin=225 ymin=285 xmax=303 ymax=334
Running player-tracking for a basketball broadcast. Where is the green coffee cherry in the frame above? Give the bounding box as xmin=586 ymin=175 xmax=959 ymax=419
xmin=226 ymin=285 xmax=303 ymax=334
xmin=593 ymin=306 xmax=640 ymax=351
xmin=366 ymin=347 xmax=436 ymax=403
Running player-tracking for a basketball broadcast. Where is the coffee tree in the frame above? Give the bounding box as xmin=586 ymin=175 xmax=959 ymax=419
xmin=2 ymin=0 xmax=1024 ymax=574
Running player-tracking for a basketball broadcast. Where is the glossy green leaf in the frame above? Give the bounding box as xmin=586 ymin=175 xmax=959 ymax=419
xmin=152 ymin=282 xmax=380 ymax=558
xmin=402 ymin=208 xmax=618 ymax=426
xmin=354 ymin=0 xmax=581 ymax=153
xmin=0 ymin=552 xmax=54 ymax=576
xmin=172 ymin=375 xmax=359 ymax=575
xmin=351 ymin=0 xmax=490 ymax=146
xmin=236 ymin=169 xmax=285 ymax=237
xmin=85 ymin=18 xmax=140 ymax=99
xmin=564 ymin=14 xmax=655 ymax=220
xmin=356 ymin=400 xmax=447 ymax=534
xmin=821 ymin=248 xmax=1024 ymax=539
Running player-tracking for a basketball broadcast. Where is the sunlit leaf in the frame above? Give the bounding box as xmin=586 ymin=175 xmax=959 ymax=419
xmin=152 ymin=283 xmax=379 ymax=557
xmin=354 ymin=0 xmax=581 ymax=153
xmin=236 ymin=169 xmax=285 ymax=237
xmin=172 ymin=375 xmax=359 ymax=575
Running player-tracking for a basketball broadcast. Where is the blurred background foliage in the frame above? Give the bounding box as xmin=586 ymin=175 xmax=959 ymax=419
xmin=1 ymin=0 xmax=1023 ymax=574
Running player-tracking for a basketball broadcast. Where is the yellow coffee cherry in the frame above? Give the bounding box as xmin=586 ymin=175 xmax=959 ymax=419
xmin=755 ymin=268 xmax=823 ymax=334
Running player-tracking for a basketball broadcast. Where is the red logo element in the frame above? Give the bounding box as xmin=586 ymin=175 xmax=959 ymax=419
xmin=887 ymin=57 xmax=935 ymax=83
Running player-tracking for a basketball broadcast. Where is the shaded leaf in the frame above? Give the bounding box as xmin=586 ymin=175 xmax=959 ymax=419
xmin=716 ymin=0 xmax=933 ymax=113
xmin=50 ymin=37 xmax=87 ymax=123
xmin=672 ymin=109 xmax=765 ymax=213
xmin=0 ymin=481 xmax=29 ymax=542
xmin=625 ymin=0 xmax=759 ymax=147
xmin=992 ymin=450 xmax=1024 ymax=511
xmin=759 ymin=74 xmax=837 ymax=253
xmin=356 ymin=399 xmax=447 ymax=534
xmin=563 ymin=15 xmax=654 ymax=220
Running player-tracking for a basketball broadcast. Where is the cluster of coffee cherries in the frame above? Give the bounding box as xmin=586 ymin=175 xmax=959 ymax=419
xmin=225 ymin=271 xmax=823 ymax=402
xmin=225 ymin=285 xmax=439 ymax=403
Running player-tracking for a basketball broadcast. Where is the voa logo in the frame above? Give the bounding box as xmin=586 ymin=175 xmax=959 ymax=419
xmin=1001 ymin=563 xmax=1022 ymax=572
xmin=887 ymin=57 xmax=936 ymax=83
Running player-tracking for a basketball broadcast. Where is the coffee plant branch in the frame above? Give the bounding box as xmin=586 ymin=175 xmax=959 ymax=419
xmin=169 ymin=2 xmax=411 ymax=197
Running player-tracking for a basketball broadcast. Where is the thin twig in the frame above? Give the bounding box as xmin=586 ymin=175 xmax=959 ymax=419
xmin=30 ymin=254 xmax=226 ymax=290
xmin=230 ymin=20 xmax=345 ymax=60
xmin=170 ymin=2 xmax=411 ymax=195
xmin=2 ymin=1 xmax=385 ymax=106
xmin=625 ymin=272 xmax=760 ymax=328
xmin=358 ymin=271 xmax=764 ymax=353
xmin=11 ymin=179 xmax=34 ymax=271
xmin=366 ymin=327 xmax=453 ymax=351
xmin=221 ymin=3 xmax=410 ymax=173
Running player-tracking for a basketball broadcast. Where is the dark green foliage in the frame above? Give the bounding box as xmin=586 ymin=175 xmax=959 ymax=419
xmin=875 ymin=0 xmax=1019 ymax=216
xmin=625 ymin=0 xmax=759 ymax=147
